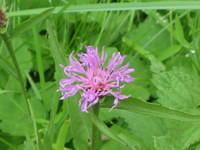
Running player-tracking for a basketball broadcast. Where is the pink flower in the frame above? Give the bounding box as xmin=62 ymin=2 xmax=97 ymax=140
xmin=59 ymin=46 xmax=135 ymax=112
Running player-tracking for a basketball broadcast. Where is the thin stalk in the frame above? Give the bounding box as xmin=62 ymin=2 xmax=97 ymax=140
xmin=91 ymin=103 xmax=101 ymax=150
xmin=1 ymin=34 xmax=26 ymax=95
xmin=0 ymin=33 xmax=40 ymax=150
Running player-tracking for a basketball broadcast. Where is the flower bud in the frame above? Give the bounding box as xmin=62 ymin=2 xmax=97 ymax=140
xmin=0 ymin=9 xmax=7 ymax=34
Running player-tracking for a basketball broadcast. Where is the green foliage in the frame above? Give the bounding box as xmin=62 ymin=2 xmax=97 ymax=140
xmin=1 ymin=0 xmax=200 ymax=150
xmin=152 ymin=67 xmax=200 ymax=113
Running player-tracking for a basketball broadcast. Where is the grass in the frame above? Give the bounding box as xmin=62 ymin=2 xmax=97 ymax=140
xmin=1 ymin=0 xmax=200 ymax=150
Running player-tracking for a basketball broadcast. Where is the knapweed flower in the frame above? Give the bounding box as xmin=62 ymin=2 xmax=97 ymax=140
xmin=59 ymin=46 xmax=135 ymax=112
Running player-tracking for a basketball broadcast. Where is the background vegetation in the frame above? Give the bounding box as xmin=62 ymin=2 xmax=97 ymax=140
xmin=1 ymin=0 xmax=200 ymax=150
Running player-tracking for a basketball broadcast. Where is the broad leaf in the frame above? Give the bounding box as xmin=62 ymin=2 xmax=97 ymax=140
xmin=103 ymin=97 xmax=200 ymax=122
xmin=152 ymin=67 xmax=200 ymax=113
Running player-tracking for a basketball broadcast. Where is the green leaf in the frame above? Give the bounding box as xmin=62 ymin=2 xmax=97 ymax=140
xmin=152 ymin=67 xmax=200 ymax=113
xmin=26 ymin=72 xmax=42 ymax=100
xmin=46 ymin=20 xmax=67 ymax=80
xmin=0 ymin=92 xmax=45 ymax=136
xmin=53 ymin=120 xmax=70 ymax=150
xmin=0 ymin=89 xmax=16 ymax=95
xmin=11 ymin=8 xmax=54 ymax=37
xmin=46 ymin=20 xmax=66 ymax=65
xmin=100 ymin=140 xmax=130 ymax=150
xmin=22 ymin=136 xmax=36 ymax=150
xmin=90 ymin=112 xmax=136 ymax=150
xmin=124 ymin=39 xmax=165 ymax=73
xmin=154 ymin=136 xmax=176 ymax=150
xmin=156 ymin=45 xmax=182 ymax=61
xmin=126 ymin=15 xmax=170 ymax=52
xmin=111 ymin=124 xmax=148 ymax=150
xmin=100 ymin=108 xmax=165 ymax=150
xmin=39 ymin=82 xmax=58 ymax=112
xmin=103 ymin=97 xmax=200 ymax=122
xmin=125 ymin=56 xmax=151 ymax=99
xmin=154 ymin=120 xmax=200 ymax=150
xmin=15 ymin=45 xmax=32 ymax=73
xmin=0 ymin=137 xmax=19 ymax=150
xmin=0 ymin=56 xmax=17 ymax=80
xmin=122 ymin=82 xmax=150 ymax=101
xmin=1 ymin=37 xmax=33 ymax=74
xmin=0 ymin=93 xmax=32 ymax=136
xmin=68 ymin=97 xmax=90 ymax=150
xmin=174 ymin=16 xmax=190 ymax=48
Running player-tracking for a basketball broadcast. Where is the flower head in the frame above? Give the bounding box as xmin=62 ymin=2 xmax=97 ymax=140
xmin=0 ymin=9 xmax=7 ymax=31
xmin=59 ymin=46 xmax=135 ymax=112
xmin=0 ymin=9 xmax=7 ymax=33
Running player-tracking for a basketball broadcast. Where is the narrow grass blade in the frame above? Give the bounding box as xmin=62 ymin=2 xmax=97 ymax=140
xmin=11 ymin=8 xmax=54 ymax=37
xmin=53 ymin=120 xmax=70 ymax=150
xmin=46 ymin=20 xmax=66 ymax=66
xmin=8 ymin=1 xmax=200 ymax=17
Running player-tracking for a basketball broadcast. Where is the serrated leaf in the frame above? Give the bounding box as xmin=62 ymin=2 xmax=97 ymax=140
xmin=154 ymin=120 xmax=200 ymax=150
xmin=100 ymin=108 xmax=165 ymax=150
xmin=152 ymin=67 xmax=200 ymax=113
xmin=0 ymin=93 xmax=32 ymax=136
xmin=0 ymin=92 xmax=45 ymax=136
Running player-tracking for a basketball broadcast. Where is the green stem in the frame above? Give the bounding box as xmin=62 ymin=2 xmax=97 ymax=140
xmin=91 ymin=103 xmax=101 ymax=150
xmin=1 ymin=34 xmax=26 ymax=95
xmin=0 ymin=33 xmax=40 ymax=150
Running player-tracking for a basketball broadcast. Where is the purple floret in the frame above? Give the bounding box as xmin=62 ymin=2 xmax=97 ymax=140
xmin=59 ymin=46 xmax=135 ymax=112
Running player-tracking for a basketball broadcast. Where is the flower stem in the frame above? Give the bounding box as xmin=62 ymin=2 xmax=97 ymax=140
xmin=0 ymin=33 xmax=40 ymax=150
xmin=91 ymin=103 xmax=101 ymax=150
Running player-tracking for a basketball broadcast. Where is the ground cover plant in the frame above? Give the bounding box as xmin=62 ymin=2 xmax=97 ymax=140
xmin=1 ymin=0 xmax=200 ymax=150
